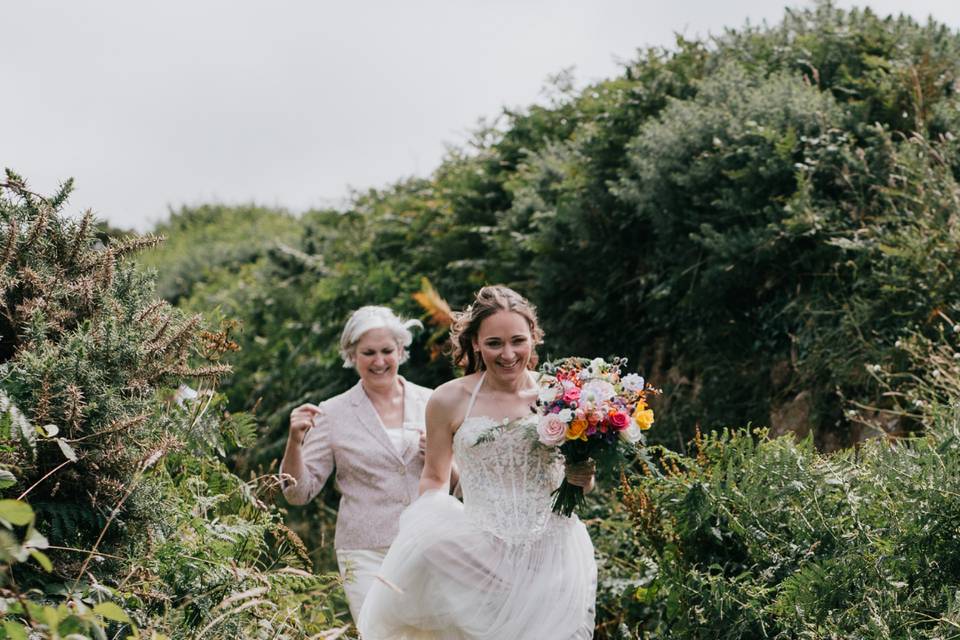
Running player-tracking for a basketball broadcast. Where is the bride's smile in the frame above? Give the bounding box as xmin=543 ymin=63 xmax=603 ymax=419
xmin=474 ymin=310 xmax=534 ymax=390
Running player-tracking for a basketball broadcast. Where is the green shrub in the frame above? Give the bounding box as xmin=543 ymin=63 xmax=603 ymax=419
xmin=0 ymin=173 xmax=346 ymax=638
xmin=599 ymin=344 xmax=960 ymax=639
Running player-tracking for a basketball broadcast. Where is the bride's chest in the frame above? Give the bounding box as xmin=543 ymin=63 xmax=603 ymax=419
xmin=454 ymin=417 xmax=562 ymax=479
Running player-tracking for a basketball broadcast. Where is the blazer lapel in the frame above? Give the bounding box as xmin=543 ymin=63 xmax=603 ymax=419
xmin=349 ymin=382 xmax=404 ymax=463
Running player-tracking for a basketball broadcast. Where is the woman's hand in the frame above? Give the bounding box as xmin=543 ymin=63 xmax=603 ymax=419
xmin=289 ymin=403 xmax=322 ymax=446
xmin=564 ymin=459 xmax=596 ymax=493
xmin=418 ymin=431 xmax=427 ymax=457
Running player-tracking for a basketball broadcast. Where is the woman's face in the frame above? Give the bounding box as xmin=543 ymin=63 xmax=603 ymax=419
xmin=354 ymin=328 xmax=402 ymax=388
xmin=473 ymin=310 xmax=533 ymax=383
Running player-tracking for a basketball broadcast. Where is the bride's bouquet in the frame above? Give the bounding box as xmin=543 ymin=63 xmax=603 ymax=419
xmin=536 ymin=357 xmax=656 ymax=517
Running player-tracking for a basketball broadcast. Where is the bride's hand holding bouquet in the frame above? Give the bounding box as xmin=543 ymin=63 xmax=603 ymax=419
xmin=536 ymin=356 xmax=657 ymax=516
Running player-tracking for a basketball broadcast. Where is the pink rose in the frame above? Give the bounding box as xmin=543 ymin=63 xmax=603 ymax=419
xmin=609 ymin=411 xmax=630 ymax=431
xmin=561 ymin=382 xmax=581 ymax=403
xmin=537 ymin=415 xmax=568 ymax=447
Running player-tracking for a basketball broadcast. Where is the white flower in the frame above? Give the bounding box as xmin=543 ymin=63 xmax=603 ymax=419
xmin=587 ymin=357 xmax=606 ymax=377
xmin=581 ymin=379 xmax=616 ymax=405
xmin=537 ymin=415 xmax=567 ymax=447
xmin=538 ymin=384 xmax=561 ymax=404
xmin=556 ymin=408 xmax=574 ymax=423
xmin=621 ymin=373 xmax=645 ymax=392
xmin=619 ymin=422 xmax=644 ymax=444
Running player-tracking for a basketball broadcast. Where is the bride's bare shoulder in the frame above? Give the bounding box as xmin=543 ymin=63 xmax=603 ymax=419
xmin=428 ymin=374 xmax=480 ymax=414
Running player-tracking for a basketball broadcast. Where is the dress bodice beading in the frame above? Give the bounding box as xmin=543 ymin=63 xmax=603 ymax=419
xmin=453 ymin=415 xmax=564 ymax=544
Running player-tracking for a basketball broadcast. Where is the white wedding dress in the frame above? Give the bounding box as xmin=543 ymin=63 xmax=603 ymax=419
xmin=358 ymin=373 xmax=597 ymax=639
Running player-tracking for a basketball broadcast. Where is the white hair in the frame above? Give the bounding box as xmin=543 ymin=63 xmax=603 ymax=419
xmin=339 ymin=306 xmax=423 ymax=368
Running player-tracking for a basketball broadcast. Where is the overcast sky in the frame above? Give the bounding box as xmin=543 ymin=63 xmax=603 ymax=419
xmin=4 ymin=1 xmax=959 ymax=231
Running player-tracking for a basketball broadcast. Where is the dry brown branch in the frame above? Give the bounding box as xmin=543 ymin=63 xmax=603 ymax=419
xmin=0 ymin=217 xmax=17 ymax=270
xmin=96 ymin=249 xmax=115 ymax=290
xmin=22 ymin=206 xmax=49 ymax=251
xmin=64 ymin=384 xmax=87 ymax=432
xmin=67 ymin=209 xmax=94 ymax=267
xmin=67 ymin=413 xmax=148 ymax=443
xmin=110 ymin=234 xmax=165 ymax=259
xmin=153 ymin=363 xmax=232 ymax=381
xmin=135 ymin=299 xmax=169 ymax=323
xmin=0 ymin=180 xmax=52 ymax=204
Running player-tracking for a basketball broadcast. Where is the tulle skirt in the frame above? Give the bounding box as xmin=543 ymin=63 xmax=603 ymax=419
xmin=358 ymin=490 xmax=597 ymax=640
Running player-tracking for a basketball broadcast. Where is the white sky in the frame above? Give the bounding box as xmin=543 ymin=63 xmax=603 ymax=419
xmin=3 ymin=1 xmax=959 ymax=231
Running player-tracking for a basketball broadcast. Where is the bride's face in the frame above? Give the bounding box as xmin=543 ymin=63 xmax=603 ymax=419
xmin=474 ymin=310 xmax=532 ymax=382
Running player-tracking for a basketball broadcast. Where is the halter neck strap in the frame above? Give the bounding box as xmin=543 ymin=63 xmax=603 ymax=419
xmin=463 ymin=371 xmax=486 ymax=420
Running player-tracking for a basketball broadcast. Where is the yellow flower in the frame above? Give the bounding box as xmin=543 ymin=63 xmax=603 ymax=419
xmin=633 ymin=407 xmax=654 ymax=431
xmin=567 ymin=419 xmax=589 ymax=441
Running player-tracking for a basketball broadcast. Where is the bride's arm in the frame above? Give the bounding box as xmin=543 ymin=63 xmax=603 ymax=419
xmin=418 ymin=389 xmax=457 ymax=495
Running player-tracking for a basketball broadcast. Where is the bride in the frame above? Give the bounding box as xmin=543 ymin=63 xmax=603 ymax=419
xmin=358 ymin=285 xmax=597 ymax=639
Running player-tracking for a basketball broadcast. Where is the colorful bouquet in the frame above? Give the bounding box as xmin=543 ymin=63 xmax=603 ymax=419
xmin=536 ymin=357 xmax=656 ymax=516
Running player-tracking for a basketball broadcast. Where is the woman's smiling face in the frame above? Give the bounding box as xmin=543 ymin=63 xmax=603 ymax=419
xmin=474 ymin=310 xmax=533 ymax=382
xmin=354 ymin=327 xmax=401 ymax=387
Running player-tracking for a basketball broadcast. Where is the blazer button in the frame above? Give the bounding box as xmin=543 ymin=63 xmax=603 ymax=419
xmin=397 ymin=465 xmax=405 ymax=474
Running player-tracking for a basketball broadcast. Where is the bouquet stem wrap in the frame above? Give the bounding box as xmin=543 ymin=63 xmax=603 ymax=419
xmin=551 ymin=441 xmax=591 ymax=517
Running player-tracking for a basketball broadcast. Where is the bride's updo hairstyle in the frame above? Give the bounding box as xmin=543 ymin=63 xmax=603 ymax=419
xmin=450 ymin=285 xmax=544 ymax=374
xmin=339 ymin=306 xmax=423 ymax=368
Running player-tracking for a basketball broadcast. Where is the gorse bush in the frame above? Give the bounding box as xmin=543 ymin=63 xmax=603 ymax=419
xmin=0 ymin=173 xmax=346 ymax=638
xmin=0 ymin=169 xmax=219 ymax=560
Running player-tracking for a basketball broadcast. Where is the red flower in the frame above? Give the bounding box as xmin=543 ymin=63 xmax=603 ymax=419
xmin=609 ymin=411 xmax=630 ymax=431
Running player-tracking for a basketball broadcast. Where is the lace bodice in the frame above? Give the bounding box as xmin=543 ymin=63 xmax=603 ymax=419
xmin=453 ymin=415 xmax=564 ymax=543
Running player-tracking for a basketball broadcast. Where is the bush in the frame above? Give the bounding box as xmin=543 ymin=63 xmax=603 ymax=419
xmin=0 ymin=173 xmax=346 ymax=638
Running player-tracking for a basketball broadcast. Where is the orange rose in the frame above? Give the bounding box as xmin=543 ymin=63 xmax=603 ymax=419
xmin=567 ymin=419 xmax=589 ymax=441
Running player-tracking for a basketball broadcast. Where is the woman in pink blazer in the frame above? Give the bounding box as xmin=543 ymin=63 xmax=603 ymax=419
xmin=280 ymin=306 xmax=434 ymax=622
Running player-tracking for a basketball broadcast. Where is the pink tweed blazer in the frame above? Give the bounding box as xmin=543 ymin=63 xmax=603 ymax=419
xmin=281 ymin=377 xmax=432 ymax=550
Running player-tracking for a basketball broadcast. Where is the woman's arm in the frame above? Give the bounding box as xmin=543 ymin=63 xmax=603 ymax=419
xmin=280 ymin=403 xmax=334 ymax=504
xmin=418 ymin=430 xmax=460 ymax=494
xmin=448 ymin=459 xmax=461 ymax=495
xmin=418 ymin=391 xmax=457 ymax=495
